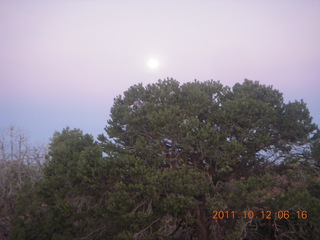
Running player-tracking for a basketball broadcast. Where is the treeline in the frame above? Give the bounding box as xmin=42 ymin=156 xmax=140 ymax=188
xmin=2 ymin=79 xmax=320 ymax=239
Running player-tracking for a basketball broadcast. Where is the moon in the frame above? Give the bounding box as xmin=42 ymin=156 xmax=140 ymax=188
xmin=147 ymin=58 xmax=159 ymax=69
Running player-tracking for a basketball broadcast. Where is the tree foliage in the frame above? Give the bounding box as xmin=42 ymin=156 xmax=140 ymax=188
xmin=12 ymin=79 xmax=320 ymax=239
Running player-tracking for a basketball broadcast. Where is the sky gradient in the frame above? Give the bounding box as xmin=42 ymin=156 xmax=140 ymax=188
xmin=1 ymin=0 xmax=320 ymax=143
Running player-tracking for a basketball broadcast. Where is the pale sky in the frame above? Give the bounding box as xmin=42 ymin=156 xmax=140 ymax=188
xmin=1 ymin=0 xmax=320 ymax=143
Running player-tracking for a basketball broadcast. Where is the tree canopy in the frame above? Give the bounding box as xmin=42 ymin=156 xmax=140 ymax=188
xmin=11 ymin=79 xmax=320 ymax=240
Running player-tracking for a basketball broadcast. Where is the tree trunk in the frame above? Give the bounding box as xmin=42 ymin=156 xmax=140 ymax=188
xmin=196 ymin=206 xmax=208 ymax=240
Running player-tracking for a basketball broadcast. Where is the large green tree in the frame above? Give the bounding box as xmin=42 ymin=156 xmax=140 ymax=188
xmin=99 ymin=79 xmax=320 ymax=239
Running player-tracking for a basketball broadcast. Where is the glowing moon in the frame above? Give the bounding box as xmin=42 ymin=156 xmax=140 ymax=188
xmin=148 ymin=58 xmax=159 ymax=69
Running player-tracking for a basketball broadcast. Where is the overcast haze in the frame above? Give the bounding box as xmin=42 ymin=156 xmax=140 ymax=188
xmin=1 ymin=0 xmax=320 ymax=143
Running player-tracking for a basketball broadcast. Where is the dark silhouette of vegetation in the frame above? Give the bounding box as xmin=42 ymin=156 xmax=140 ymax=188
xmin=9 ymin=79 xmax=320 ymax=239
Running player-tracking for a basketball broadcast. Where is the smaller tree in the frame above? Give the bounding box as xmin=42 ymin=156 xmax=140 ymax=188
xmin=11 ymin=127 xmax=104 ymax=240
xmin=0 ymin=126 xmax=47 ymax=239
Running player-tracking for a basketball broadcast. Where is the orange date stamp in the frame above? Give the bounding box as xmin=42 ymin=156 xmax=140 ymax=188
xmin=212 ymin=210 xmax=308 ymax=220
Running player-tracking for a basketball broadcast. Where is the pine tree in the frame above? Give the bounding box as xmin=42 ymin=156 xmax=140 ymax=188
xmin=99 ymin=79 xmax=320 ymax=239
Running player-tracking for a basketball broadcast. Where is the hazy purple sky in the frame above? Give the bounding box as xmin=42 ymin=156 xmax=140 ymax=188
xmin=1 ymin=0 xmax=320 ymax=143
